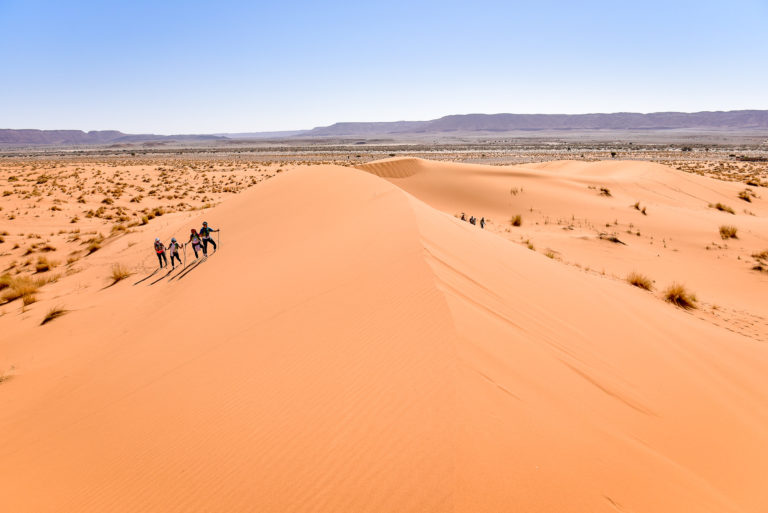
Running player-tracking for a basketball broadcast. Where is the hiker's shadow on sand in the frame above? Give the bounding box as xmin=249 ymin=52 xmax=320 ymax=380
xmin=170 ymin=256 xmax=208 ymax=282
xmin=132 ymin=268 xmax=159 ymax=286
xmin=148 ymin=268 xmax=175 ymax=285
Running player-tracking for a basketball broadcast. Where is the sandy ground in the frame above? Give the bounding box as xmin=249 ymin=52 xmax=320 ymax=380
xmin=358 ymin=158 xmax=768 ymax=340
xmin=0 ymin=159 xmax=281 ymax=288
xmin=1 ymin=157 xmax=767 ymax=512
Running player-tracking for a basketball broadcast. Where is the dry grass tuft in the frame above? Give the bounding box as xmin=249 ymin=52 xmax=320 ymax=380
xmin=709 ymin=202 xmax=735 ymax=214
xmin=41 ymin=306 xmax=67 ymax=325
xmin=719 ymin=225 xmax=738 ymax=239
xmin=627 ymin=272 xmax=653 ymax=291
xmin=1 ymin=275 xmax=41 ymax=305
xmin=110 ymin=263 xmax=132 ymax=284
xmin=663 ymin=283 xmax=697 ymax=309
xmin=35 ymin=256 xmax=57 ymax=273
xmin=598 ymin=233 xmax=625 ymax=244
xmin=510 ymin=215 xmax=522 ymax=227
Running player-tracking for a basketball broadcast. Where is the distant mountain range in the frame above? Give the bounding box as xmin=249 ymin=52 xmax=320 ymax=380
xmin=2 ymin=110 xmax=767 ymax=145
xmin=304 ymin=110 xmax=768 ymax=136
xmin=0 ymin=129 xmax=224 ymax=146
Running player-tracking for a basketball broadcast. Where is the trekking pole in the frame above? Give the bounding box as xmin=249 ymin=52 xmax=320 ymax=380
xmin=183 ymin=244 xmax=187 ymax=268
xmin=217 ymin=230 xmax=220 ymax=250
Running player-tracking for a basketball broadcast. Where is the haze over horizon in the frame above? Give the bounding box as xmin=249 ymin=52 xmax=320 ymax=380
xmin=1 ymin=0 xmax=767 ymax=134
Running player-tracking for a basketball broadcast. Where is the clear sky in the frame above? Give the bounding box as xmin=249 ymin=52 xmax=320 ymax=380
xmin=1 ymin=0 xmax=766 ymax=133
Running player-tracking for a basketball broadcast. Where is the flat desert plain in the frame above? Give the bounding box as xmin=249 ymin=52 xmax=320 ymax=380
xmin=1 ymin=155 xmax=768 ymax=512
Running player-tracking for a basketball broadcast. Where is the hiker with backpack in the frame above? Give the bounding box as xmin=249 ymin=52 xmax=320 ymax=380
xmin=199 ymin=221 xmax=219 ymax=256
xmin=187 ymin=229 xmax=204 ymax=259
xmin=154 ymin=238 xmax=168 ymax=268
xmin=168 ymin=237 xmax=182 ymax=269
xmin=480 ymin=217 xmax=485 ymax=229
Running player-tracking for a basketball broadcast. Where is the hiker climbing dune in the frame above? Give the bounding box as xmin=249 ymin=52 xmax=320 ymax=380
xmin=187 ymin=229 xmax=204 ymax=259
xmin=154 ymin=238 xmax=168 ymax=268
xmin=199 ymin=221 xmax=220 ymax=255
xmin=168 ymin=238 xmax=182 ymax=269
xmin=148 ymin=222 xmax=221 ymax=274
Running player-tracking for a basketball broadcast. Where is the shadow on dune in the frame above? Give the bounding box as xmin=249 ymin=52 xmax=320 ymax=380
xmin=148 ymin=268 xmax=175 ymax=285
xmin=132 ymin=268 xmax=159 ymax=286
xmin=171 ymin=256 xmax=208 ymax=281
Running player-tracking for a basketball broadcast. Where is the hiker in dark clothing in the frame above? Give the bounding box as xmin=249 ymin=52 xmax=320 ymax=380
xmin=480 ymin=217 xmax=485 ymax=229
xmin=199 ymin=221 xmax=219 ymax=255
xmin=154 ymin=238 xmax=168 ymax=268
xmin=168 ymin=237 xmax=182 ymax=269
xmin=470 ymin=216 xmax=476 ymax=225
xmin=461 ymin=213 xmax=466 ymax=221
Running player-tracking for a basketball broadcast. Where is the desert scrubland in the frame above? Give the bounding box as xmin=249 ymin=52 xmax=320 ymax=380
xmin=1 ymin=148 xmax=768 ymax=512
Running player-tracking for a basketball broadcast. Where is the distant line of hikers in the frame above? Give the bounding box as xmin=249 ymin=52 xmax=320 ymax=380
xmin=460 ymin=213 xmax=485 ymax=229
xmin=153 ymin=221 xmax=220 ymax=269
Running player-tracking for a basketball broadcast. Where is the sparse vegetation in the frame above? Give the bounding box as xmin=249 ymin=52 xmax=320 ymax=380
xmin=0 ymin=368 xmax=13 ymax=385
xmin=627 ymin=272 xmax=653 ymax=291
xmin=599 ymin=187 xmax=612 ymax=197
xmin=109 ymin=263 xmax=132 ymax=284
xmin=510 ymin=215 xmax=522 ymax=227
xmin=85 ymin=234 xmax=104 ymax=254
xmin=719 ymin=225 xmax=738 ymax=239
xmin=1 ymin=275 xmax=41 ymax=304
xmin=663 ymin=283 xmax=697 ymax=309
xmin=41 ymin=306 xmax=67 ymax=325
xmin=598 ymin=233 xmax=625 ymax=244
xmin=35 ymin=256 xmax=55 ymax=273
xmin=709 ymin=202 xmax=735 ymax=214
xmin=738 ymin=189 xmax=755 ymax=202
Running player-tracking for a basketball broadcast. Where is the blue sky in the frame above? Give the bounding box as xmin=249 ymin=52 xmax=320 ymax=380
xmin=1 ymin=0 xmax=766 ymax=133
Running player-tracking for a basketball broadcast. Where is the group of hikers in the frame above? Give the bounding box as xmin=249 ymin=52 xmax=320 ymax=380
xmin=460 ymin=213 xmax=485 ymax=229
xmin=153 ymin=221 xmax=219 ymax=269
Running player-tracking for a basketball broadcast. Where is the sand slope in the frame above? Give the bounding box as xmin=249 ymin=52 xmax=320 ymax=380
xmin=2 ymin=164 xmax=768 ymax=512
xmin=359 ymin=157 xmax=768 ymax=338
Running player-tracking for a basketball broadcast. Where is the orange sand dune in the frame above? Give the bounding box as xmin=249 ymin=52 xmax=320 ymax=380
xmin=2 ymin=164 xmax=768 ymax=512
xmin=359 ymin=157 xmax=768 ymax=338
